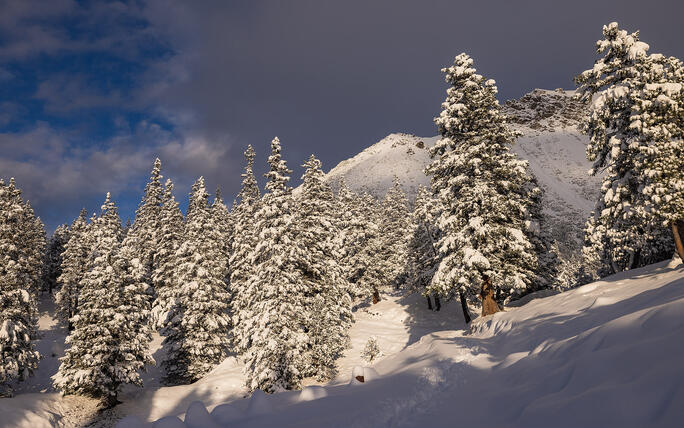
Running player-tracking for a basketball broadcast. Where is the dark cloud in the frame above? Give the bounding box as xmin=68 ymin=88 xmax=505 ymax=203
xmin=1 ymin=0 xmax=683 ymax=231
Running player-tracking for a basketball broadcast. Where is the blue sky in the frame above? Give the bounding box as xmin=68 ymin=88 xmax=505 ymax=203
xmin=1 ymin=0 xmax=683 ymax=232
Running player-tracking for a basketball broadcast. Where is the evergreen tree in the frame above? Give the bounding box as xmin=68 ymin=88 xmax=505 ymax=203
xmin=0 ymin=179 xmax=40 ymax=397
xmin=407 ymin=185 xmax=444 ymax=311
xmin=576 ymin=22 xmax=683 ymax=271
xmin=230 ymin=145 xmax=261 ymax=354
xmin=151 ymin=180 xmax=184 ymax=329
xmin=212 ymin=186 xmax=233 ymax=284
xmin=236 ymin=137 xmax=309 ymax=392
xmin=335 ymin=180 xmax=376 ymax=300
xmin=17 ymin=200 xmax=46 ymax=301
xmin=55 ymin=209 xmax=89 ymax=330
xmin=161 ymin=178 xmax=231 ymax=384
xmin=43 ymin=224 xmax=69 ymax=295
xmin=296 ymin=155 xmax=352 ymax=381
xmin=54 ymin=194 xmax=153 ymax=407
xmin=358 ymin=178 xmax=410 ymax=303
xmin=128 ymin=159 xmax=164 ymax=290
xmin=522 ymin=176 xmax=559 ymax=293
xmin=426 ymin=53 xmax=539 ymax=317
xmin=351 ymin=192 xmax=382 ymax=302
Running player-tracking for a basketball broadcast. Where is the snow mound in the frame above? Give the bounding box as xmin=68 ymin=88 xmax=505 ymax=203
xmin=152 ymin=416 xmax=185 ymax=428
xmin=349 ymin=366 xmax=380 ymax=385
xmin=210 ymin=403 xmax=244 ymax=424
xmin=297 ymin=385 xmax=328 ymax=402
xmin=183 ymin=401 xmax=220 ymax=428
xmin=245 ymin=389 xmax=272 ymax=416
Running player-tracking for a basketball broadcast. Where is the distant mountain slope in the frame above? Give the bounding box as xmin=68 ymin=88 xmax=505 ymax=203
xmin=323 ymin=133 xmax=438 ymax=201
xmin=323 ymin=89 xmax=599 ymax=250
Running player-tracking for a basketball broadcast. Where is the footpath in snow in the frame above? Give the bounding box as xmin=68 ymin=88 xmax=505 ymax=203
xmin=115 ymin=258 xmax=684 ymax=428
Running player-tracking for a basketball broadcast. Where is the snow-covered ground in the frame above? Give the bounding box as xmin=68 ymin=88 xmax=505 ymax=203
xmin=3 ymin=258 xmax=683 ymax=427
xmin=113 ymin=257 xmax=684 ymax=428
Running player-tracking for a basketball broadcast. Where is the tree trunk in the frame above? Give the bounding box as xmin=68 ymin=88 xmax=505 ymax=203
xmin=372 ymin=288 xmax=380 ymax=304
xmin=629 ymin=248 xmax=641 ymax=270
xmin=480 ymin=277 xmax=500 ymax=317
xmin=104 ymin=392 xmax=120 ymax=409
xmin=433 ymin=295 xmax=441 ymax=311
xmin=458 ymin=290 xmax=471 ymax=324
xmin=426 ymin=295 xmax=433 ymax=310
xmin=673 ymin=220 xmax=684 ymax=263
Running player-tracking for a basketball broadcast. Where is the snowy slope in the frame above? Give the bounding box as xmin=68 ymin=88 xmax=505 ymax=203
xmin=118 ymin=257 xmax=684 ymax=428
xmin=324 ymin=89 xmax=598 ymax=249
xmin=322 ymin=133 xmax=438 ymax=201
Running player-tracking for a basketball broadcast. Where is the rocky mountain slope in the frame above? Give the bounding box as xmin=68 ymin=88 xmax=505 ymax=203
xmin=324 ymin=88 xmax=599 ymax=251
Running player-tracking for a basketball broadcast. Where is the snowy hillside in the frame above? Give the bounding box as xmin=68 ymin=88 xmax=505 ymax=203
xmin=111 ymin=257 xmax=684 ymax=428
xmin=325 ymin=89 xmax=598 ymax=249
xmin=323 ymin=133 xmax=438 ymax=201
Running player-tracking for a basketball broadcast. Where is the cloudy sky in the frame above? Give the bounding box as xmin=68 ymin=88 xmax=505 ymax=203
xmin=1 ymin=0 xmax=683 ymax=231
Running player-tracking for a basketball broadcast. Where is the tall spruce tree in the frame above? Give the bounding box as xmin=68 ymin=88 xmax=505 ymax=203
xmin=161 ymin=178 xmax=231 ymax=384
xmin=336 ymin=181 xmax=376 ymax=300
xmin=352 ymin=192 xmax=382 ymax=302
xmin=230 ymin=145 xmax=261 ymax=354
xmin=426 ymin=53 xmax=539 ymax=317
xmin=358 ymin=178 xmax=410 ymax=303
xmin=407 ymin=185 xmax=445 ymax=312
xmin=54 ymin=194 xmax=153 ymax=407
xmin=128 ymin=159 xmax=164 ymax=291
xmin=576 ymin=22 xmax=683 ymax=272
xmin=236 ymin=137 xmax=309 ymax=392
xmin=55 ymin=209 xmax=90 ymax=330
xmin=151 ymin=179 xmax=184 ymax=329
xmin=43 ymin=224 xmax=69 ymax=295
xmin=0 ymin=179 xmax=40 ymax=397
xmin=296 ymin=155 xmax=352 ymax=381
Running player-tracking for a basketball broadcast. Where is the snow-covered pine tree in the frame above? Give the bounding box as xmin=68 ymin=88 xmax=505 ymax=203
xmin=352 ymin=192 xmax=382 ymax=302
xmin=521 ymin=176 xmax=559 ymax=293
xmin=229 ymin=145 xmax=261 ymax=354
xmin=407 ymin=185 xmax=444 ymax=311
xmin=54 ymin=193 xmax=153 ymax=407
xmin=151 ymin=179 xmax=184 ymax=329
xmin=0 ymin=179 xmax=40 ymax=397
xmin=212 ymin=186 xmax=233 ymax=284
xmin=161 ymin=177 xmax=230 ymax=384
xmin=296 ymin=155 xmax=352 ymax=381
xmin=56 ymin=209 xmax=89 ymax=330
xmin=575 ymin=22 xmax=682 ymax=273
xmin=358 ymin=177 xmax=410 ymax=303
xmin=17 ymin=200 xmax=46 ymax=301
xmin=127 ymin=159 xmax=164 ymax=288
xmin=335 ymin=181 xmax=376 ymax=299
xmin=43 ymin=224 xmax=69 ymax=295
xmin=237 ymin=137 xmax=309 ymax=392
xmin=426 ymin=53 xmax=539 ymax=317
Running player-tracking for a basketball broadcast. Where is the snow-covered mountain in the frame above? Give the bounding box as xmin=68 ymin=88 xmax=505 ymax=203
xmin=324 ymin=89 xmax=599 ymax=250
xmin=323 ymin=133 xmax=438 ymax=201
